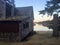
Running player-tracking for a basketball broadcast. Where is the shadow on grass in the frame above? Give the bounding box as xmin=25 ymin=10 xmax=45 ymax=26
xmin=21 ymin=31 xmax=37 ymax=42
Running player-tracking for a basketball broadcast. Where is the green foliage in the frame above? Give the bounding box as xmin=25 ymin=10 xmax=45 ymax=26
xmin=39 ymin=0 xmax=60 ymax=15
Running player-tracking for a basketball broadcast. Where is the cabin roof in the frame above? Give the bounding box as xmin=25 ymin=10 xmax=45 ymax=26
xmin=16 ymin=6 xmax=34 ymax=19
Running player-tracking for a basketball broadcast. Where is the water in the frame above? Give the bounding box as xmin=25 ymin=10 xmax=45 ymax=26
xmin=34 ymin=24 xmax=53 ymax=31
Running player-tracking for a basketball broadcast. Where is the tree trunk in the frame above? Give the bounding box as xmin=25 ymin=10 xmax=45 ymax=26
xmin=53 ymin=14 xmax=59 ymax=37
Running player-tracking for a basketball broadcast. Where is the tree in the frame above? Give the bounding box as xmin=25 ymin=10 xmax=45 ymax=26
xmin=39 ymin=0 xmax=60 ymax=37
xmin=39 ymin=0 xmax=60 ymax=16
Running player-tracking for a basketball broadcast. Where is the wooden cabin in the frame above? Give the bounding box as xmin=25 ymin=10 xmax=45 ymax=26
xmin=0 ymin=15 xmax=33 ymax=41
xmin=0 ymin=0 xmax=34 ymax=41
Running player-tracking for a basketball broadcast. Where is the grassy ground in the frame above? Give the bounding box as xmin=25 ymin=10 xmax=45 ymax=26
xmin=0 ymin=31 xmax=60 ymax=45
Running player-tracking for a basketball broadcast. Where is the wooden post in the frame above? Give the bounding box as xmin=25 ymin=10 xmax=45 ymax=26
xmin=0 ymin=0 xmax=6 ymax=19
xmin=11 ymin=0 xmax=15 ymax=17
xmin=53 ymin=14 xmax=59 ymax=37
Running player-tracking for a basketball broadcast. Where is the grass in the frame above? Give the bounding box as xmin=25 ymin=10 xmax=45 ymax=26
xmin=0 ymin=31 xmax=60 ymax=45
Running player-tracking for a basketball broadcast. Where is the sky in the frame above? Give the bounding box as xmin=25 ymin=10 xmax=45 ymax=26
xmin=15 ymin=0 xmax=53 ymax=22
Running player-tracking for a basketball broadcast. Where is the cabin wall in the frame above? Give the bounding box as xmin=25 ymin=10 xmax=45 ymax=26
xmin=0 ymin=19 xmax=33 ymax=41
xmin=16 ymin=6 xmax=34 ymax=20
xmin=0 ymin=0 xmax=6 ymax=18
xmin=0 ymin=0 xmax=15 ymax=18
xmin=0 ymin=21 xmax=20 ymax=41
xmin=19 ymin=18 xmax=33 ymax=40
